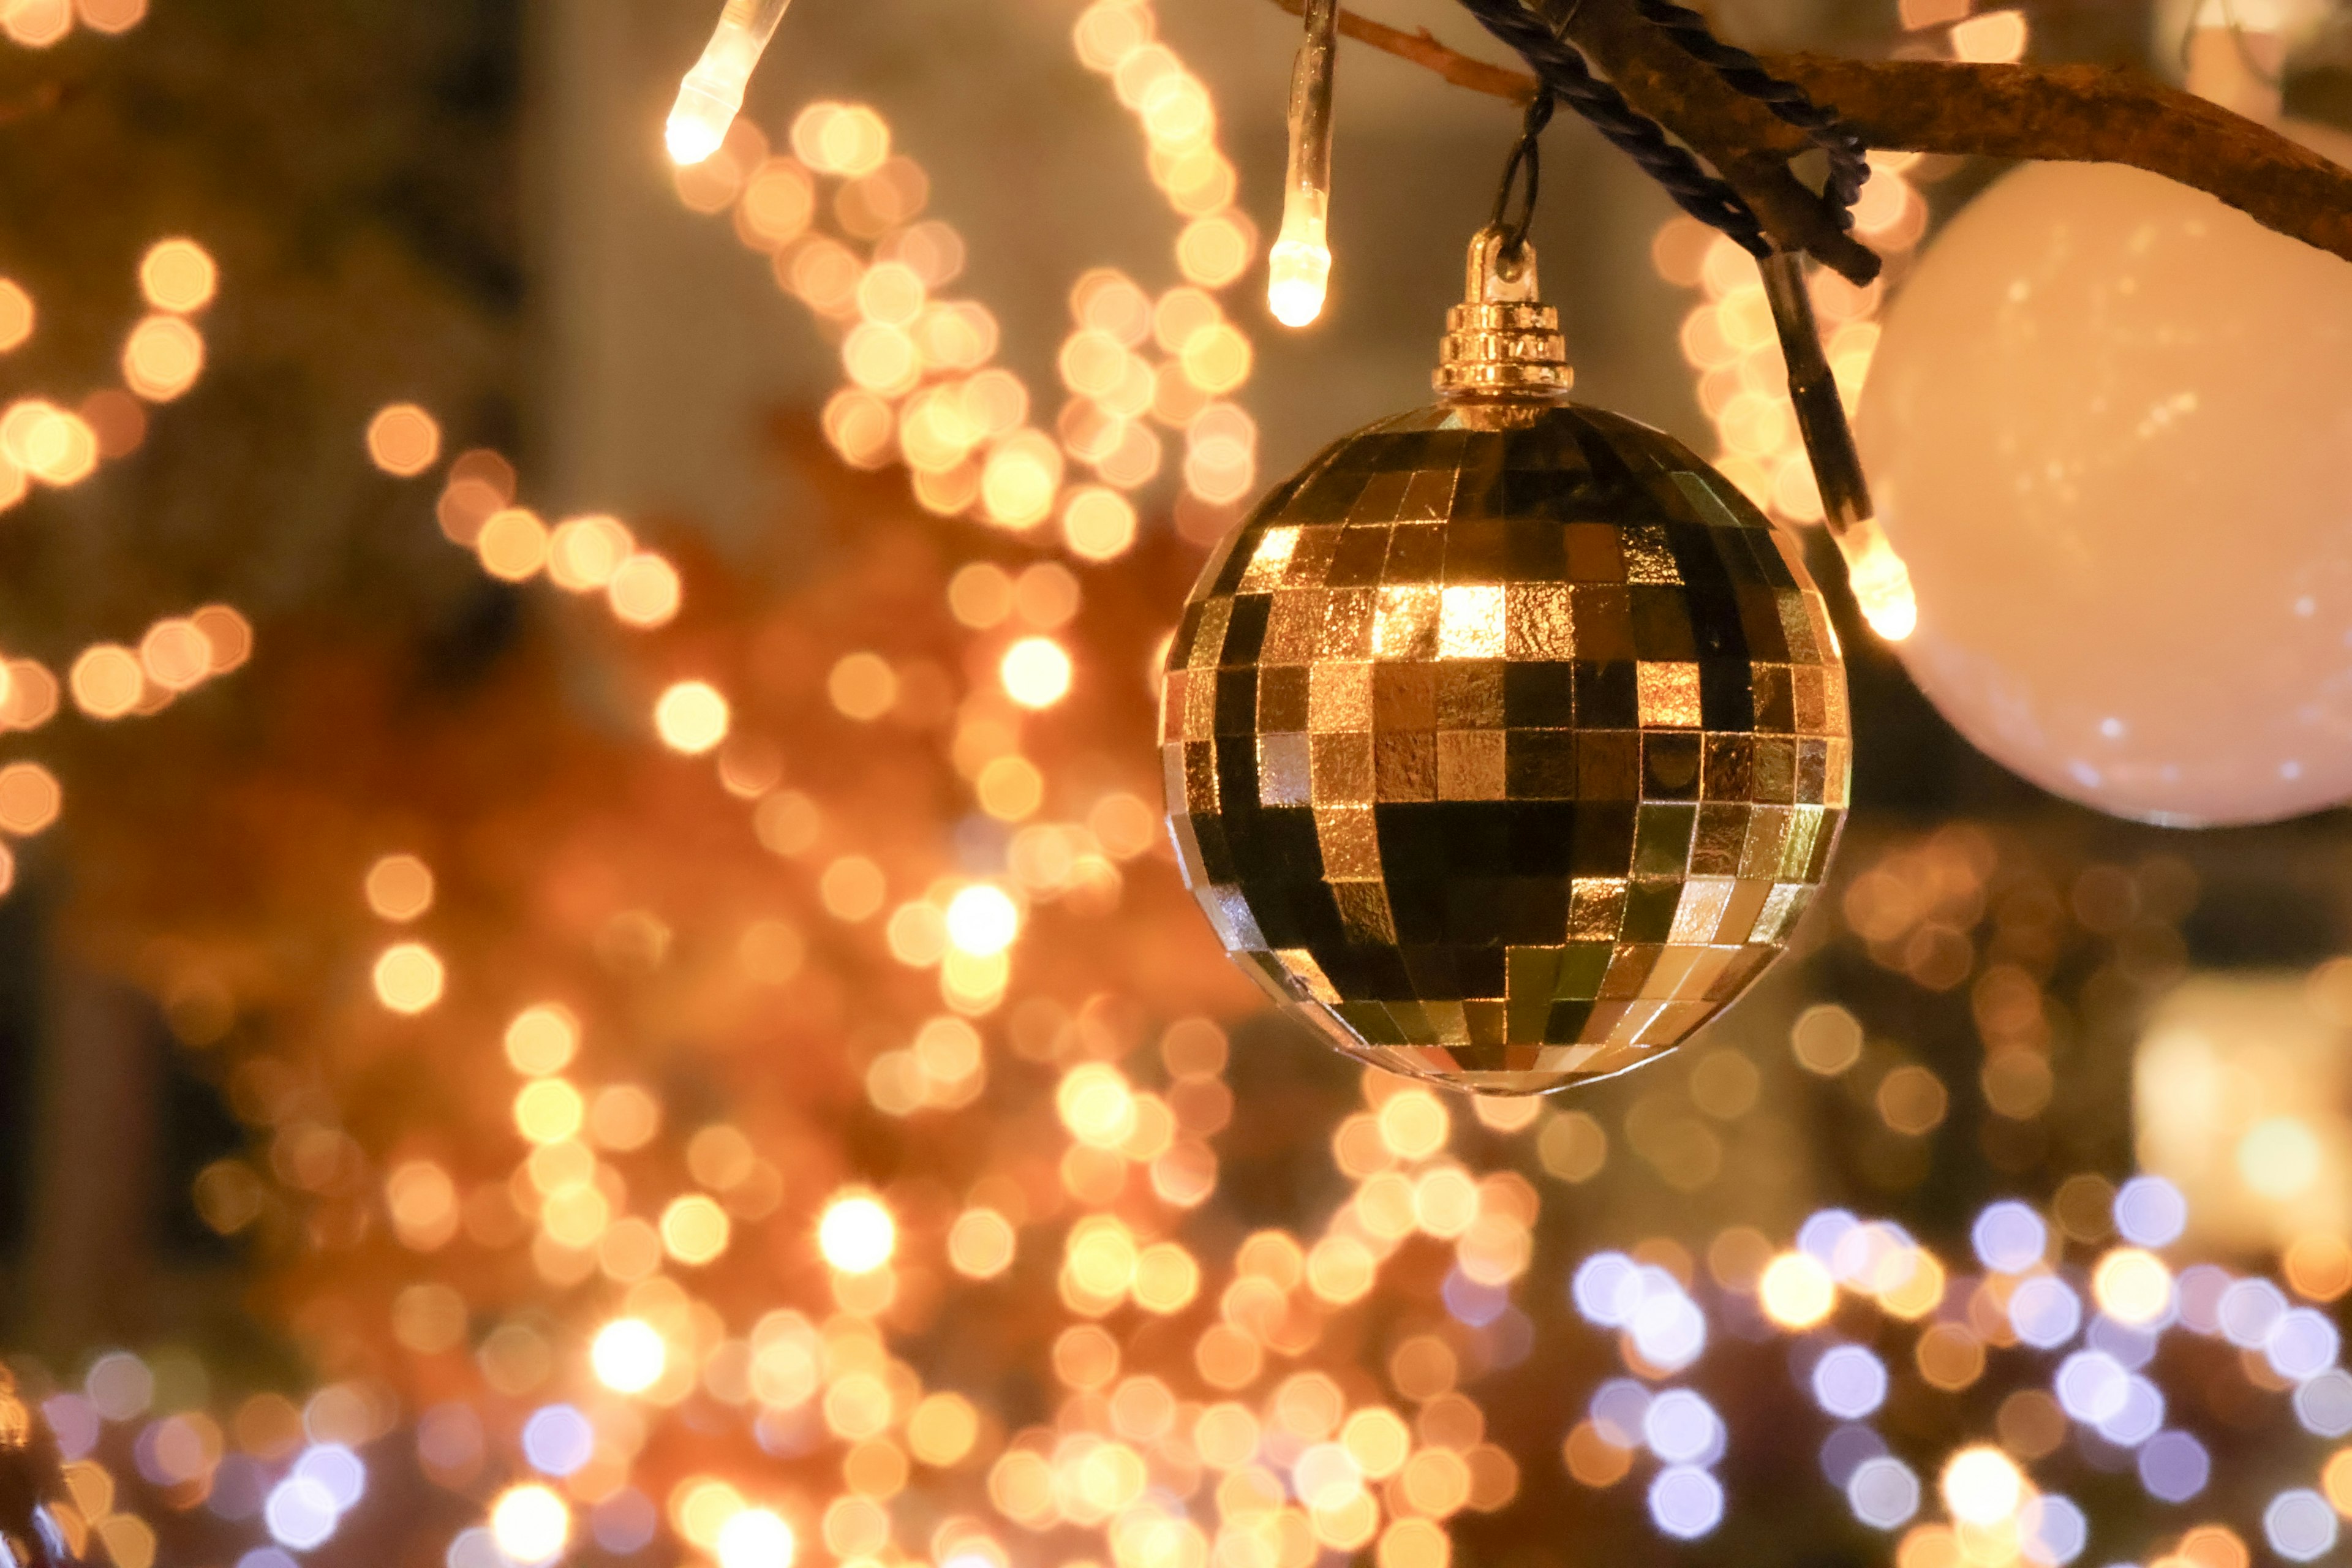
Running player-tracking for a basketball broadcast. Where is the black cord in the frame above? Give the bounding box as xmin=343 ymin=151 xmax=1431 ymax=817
xmin=1449 ymin=0 xmax=1883 ymax=530
xmin=1452 ymin=0 xmax=1772 ymax=257
xmin=1451 ymin=0 xmax=1879 ymax=253
xmin=1489 ymin=92 xmax=1556 ymax=263
xmin=1631 ymin=0 xmax=1871 ymax=225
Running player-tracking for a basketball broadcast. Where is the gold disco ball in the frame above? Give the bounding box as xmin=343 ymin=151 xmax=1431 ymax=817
xmin=1161 ymin=229 xmax=1851 ymax=1095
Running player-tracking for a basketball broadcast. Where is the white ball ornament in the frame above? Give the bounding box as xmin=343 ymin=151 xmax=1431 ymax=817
xmin=1856 ymin=136 xmax=2352 ymax=826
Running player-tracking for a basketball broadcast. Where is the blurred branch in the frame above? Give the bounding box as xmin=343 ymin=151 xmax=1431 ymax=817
xmin=1263 ymin=0 xmax=2352 ymax=273
xmin=0 ymin=80 xmax=63 ymax=129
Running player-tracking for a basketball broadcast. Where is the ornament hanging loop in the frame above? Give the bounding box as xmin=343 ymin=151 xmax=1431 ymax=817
xmin=1488 ymin=92 xmax=1558 ymax=268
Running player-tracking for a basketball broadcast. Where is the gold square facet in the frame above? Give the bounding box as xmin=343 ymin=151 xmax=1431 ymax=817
xmin=1318 ymin=590 xmax=1378 ymax=660
xmin=1257 ymin=733 xmax=1311 ymax=807
xmin=1372 ymin=586 xmax=1441 ymax=661
xmin=1436 ymin=585 xmax=1507 ymax=660
xmin=1309 ymin=660 xmax=1373 ymax=734
xmin=1315 ymin=805 xmax=1382 ymax=876
xmin=1238 ymin=526 xmax=1300 ymax=593
xmin=1310 ymin=731 xmax=1375 ymax=804
xmin=1436 ymin=730 xmax=1507 ymax=800
xmin=1263 ymin=589 xmax=1324 ymax=664
xmin=1636 ymin=662 xmax=1703 ymax=728
xmin=1504 ymin=581 xmax=1575 ymax=660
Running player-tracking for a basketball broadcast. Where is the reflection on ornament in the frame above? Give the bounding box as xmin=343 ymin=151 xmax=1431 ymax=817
xmin=1164 ymin=230 xmax=1850 ymax=1094
xmin=1858 ymin=136 xmax=2352 ymax=826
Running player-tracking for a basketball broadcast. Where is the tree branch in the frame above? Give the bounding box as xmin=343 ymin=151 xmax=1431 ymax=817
xmin=1770 ymin=55 xmax=2352 ymax=267
xmin=1263 ymin=0 xmax=2352 ymax=274
xmin=0 ymin=80 xmax=64 ymax=129
xmin=1303 ymin=0 xmax=1540 ymax=100
xmin=1551 ymin=1 xmax=1882 ymax=281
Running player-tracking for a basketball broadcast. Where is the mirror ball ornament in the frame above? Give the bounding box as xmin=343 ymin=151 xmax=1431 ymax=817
xmin=1161 ymin=230 xmax=1851 ymax=1094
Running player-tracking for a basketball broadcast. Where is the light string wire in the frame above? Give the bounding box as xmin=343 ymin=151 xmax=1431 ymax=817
xmin=1629 ymin=0 xmax=1873 ymax=227
xmin=1448 ymin=0 xmax=1902 ymax=634
xmin=1486 ymin=91 xmax=1557 ymax=264
xmin=1448 ymin=0 xmax=1771 ymax=254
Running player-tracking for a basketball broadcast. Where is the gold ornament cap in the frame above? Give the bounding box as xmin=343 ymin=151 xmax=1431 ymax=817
xmin=1433 ymin=225 xmax=1574 ymax=401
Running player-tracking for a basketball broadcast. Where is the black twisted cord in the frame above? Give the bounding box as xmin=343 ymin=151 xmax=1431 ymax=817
xmin=1451 ymin=0 xmax=1771 ymax=257
xmin=1630 ymin=0 xmax=1871 ymax=224
xmin=1488 ymin=92 xmax=1556 ymax=262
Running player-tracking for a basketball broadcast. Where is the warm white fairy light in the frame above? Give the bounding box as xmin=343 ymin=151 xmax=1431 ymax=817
xmin=1838 ymin=517 xmax=1918 ymax=641
xmin=1940 ymin=1446 xmax=2024 ymax=1526
xmin=818 ymin=1193 xmax=897 ymax=1273
xmin=592 ymin=1319 xmax=668 ymax=1394
xmin=1267 ymin=0 xmax=1338 ymax=326
xmin=668 ymin=0 xmax=796 ymax=166
xmin=489 ymin=1485 xmax=570 ymax=1565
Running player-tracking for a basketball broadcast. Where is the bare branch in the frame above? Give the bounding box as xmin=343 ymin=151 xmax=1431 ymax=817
xmin=1551 ymin=1 xmax=1881 ymax=282
xmin=0 ymin=80 xmax=64 ymax=129
xmin=1766 ymin=55 xmax=2352 ymax=268
xmin=1260 ymin=0 xmax=2352 ymax=274
xmin=1265 ymin=0 xmax=1537 ymax=100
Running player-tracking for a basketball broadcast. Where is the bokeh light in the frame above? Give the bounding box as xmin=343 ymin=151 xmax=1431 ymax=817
xmin=0 ymin=279 xmax=31 ymax=353
xmin=1848 ymin=1456 xmax=1919 ymax=1530
xmin=609 ymin=554 xmax=684 ymax=627
xmin=592 ymin=1320 xmax=666 ymax=1395
xmin=372 ymin=943 xmax=445 ymax=1014
xmin=716 ymin=1507 xmax=795 ymax=1568
xmin=366 ymin=404 xmax=442 ymax=476
xmin=1648 ymin=1466 xmax=1724 ymax=1540
xmin=819 ymin=1194 xmax=896 ymax=1273
xmin=1760 ymin=1252 xmax=1836 ymax=1329
xmin=662 ymin=1195 xmax=731 ymax=1265
xmin=139 ymin=237 xmax=217 ymax=312
xmin=655 ymin=680 xmax=731 ymax=754
xmin=0 ymin=762 xmax=62 ymax=835
xmin=1000 ymin=636 xmax=1072 ymax=708
xmin=505 ymin=1003 xmax=579 ymax=1076
xmin=121 ymin=314 xmax=205 ymax=400
xmin=364 ymin=854 xmax=435 ymax=922
xmin=945 ymin=884 xmax=1019 ymax=956
xmin=1940 ymin=1447 xmax=2022 ymax=1526
xmin=489 ymin=1485 xmax=569 ymax=1566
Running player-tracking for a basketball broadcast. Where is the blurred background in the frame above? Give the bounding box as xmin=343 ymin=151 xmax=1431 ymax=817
xmin=4 ymin=1 xmax=2352 ymax=1566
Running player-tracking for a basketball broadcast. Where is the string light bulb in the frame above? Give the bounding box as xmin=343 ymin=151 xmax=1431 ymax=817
xmin=668 ymin=0 xmax=794 ymax=166
xmin=818 ymin=1193 xmax=896 ymax=1273
xmin=1267 ymin=0 xmax=1338 ymax=326
xmin=1757 ymin=249 xmax=1916 ymax=641
xmin=1838 ymin=517 xmax=1917 ymax=641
